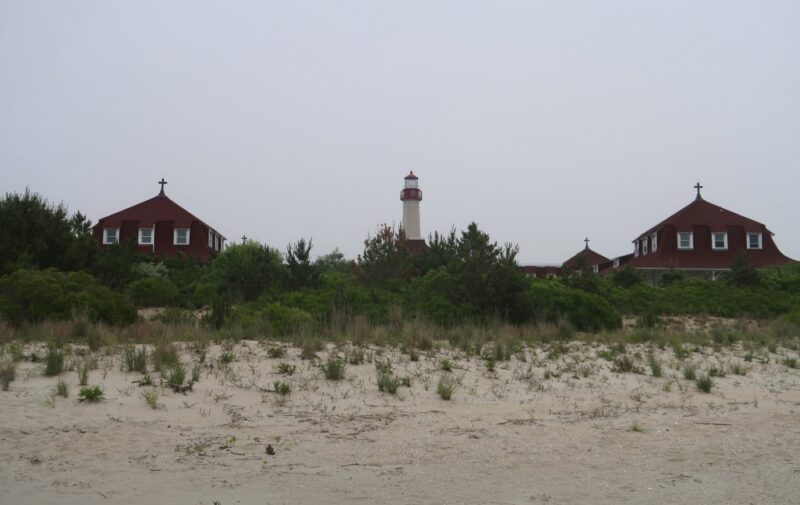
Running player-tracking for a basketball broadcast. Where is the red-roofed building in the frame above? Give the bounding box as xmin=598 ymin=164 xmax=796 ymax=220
xmin=92 ymin=179 xmax=226 ymax=262
xmin=625 ymin=183 xmax=794 ymax=282
xmin=522 ymin=239 xmax=610 ymax=278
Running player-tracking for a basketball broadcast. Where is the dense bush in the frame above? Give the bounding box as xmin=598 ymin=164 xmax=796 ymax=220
xmin=0 ymin=269 xmax=137 ymax=325
xmin=233 ymin=300 xmax=315 ymax=336
xmin=527 ymin=281 xmax=621 ymax=331
xmin=207 ymin=242 xmax=284 ymax=302
xmin=126 ymin=277 xmax=180 ymax=307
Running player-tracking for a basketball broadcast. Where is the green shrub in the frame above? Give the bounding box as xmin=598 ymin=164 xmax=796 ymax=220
xmin=648 ymin=356 xmax=663 ymax=377
xmin=77 ymin=360 xmax=90 ymax=386
xmin=167 ymin=363 xmax=187 ymax=391
xmin=0 ymin=269 xmax=136 ymax=326
xmin=126 ymin=277 xmax=179 ymax=307
xmin=683 ymin=366 xmax=696 ymax=381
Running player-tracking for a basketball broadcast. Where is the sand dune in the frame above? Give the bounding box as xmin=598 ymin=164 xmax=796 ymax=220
xmin=1 ymin=341 xmax=799 ymax=504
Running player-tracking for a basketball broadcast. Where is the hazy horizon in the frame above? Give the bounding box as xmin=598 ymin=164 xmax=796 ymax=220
xmin=2 ymin=1 xmax=798 ymax=264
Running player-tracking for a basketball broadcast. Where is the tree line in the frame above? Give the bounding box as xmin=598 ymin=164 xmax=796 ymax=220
xmin=2 ymin=189 xmax=799 ymax=333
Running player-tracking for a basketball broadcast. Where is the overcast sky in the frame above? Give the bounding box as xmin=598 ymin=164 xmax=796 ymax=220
xmin=2 ymin=1 xmax=798 ymax=264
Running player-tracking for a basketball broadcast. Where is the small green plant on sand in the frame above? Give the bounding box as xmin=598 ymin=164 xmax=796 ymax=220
xmin=321 ymin=356 xmax=345 ymax=381
xmin=377 ymin=371 xmax=400 ymax=394
xmin=267 ymin=346 xmax=285 ymax=359
xmin=440 ymin=358 xmax=454 ymax=372
xmin=683 ymin=366 xmax=696 ymax=381
xmin=123 ymin=345 xmax=148 ymax=373
xmin=437 ymin=374 xmax=457 ymax=400
xmin=141 ymin=388 xmax=160 ymax=409
xmin=56 ymin=379 xmax=69 ymax=398
xmin=44 ymin=347 xmax=64 ymax=376
xmin=695 ymin=375 xmax=714 ymax=393
xmin=276 ymin=362 xmax=296 ymax=375
xmin=273 ymin=380 xmax=291 ymax=396
xmin=648 ymin=356 xmax=663 ymax=377
xmin=77 ymin=361 xmax=90 ymax=386
xmin=78 ymin=386 xmax=104 ymax=402
xmin=0 ymin=360 xmax=16 ymax=391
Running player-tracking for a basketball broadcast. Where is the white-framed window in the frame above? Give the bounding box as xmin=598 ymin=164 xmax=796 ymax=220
xmin=174 ymin=228 xmax=190 ymax=245
xmin=712 ymin=232 xmax=728 ymax=251
xmin=642 ymin=237 xmax=648 ymax=255
xmin=651 ymin=233 xmax=658 ymax=252
xmin=103 ymin=228 xmax=119 ymax=245
xmin=634 ymin=241 xmax=639 ymax=257
xmin=138 ymin=228 xmax=154 ymax=245
xmin=208 ymin=230 xmax=215 ymax=248
xmin=678 ymin=232 xmax=694 ymax=250
xmin=613 ymin=258 xmax=620 ymax=268
xmin=592 ymin=265 xmax=599 ymax=274
xmin=747 ymin=232 xmax=763 ymax=250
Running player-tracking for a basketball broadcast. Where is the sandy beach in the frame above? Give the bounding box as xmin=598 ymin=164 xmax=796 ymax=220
xmin=1 ymin=340 xmax=799 ymax=505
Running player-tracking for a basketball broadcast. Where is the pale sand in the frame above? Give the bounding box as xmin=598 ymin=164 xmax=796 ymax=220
xmin=1 ymin=341 xmax=799 ymax=504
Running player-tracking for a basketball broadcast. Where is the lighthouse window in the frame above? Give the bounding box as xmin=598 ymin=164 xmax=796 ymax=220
xmin=747 ymin=233 xmax=763 ymax=250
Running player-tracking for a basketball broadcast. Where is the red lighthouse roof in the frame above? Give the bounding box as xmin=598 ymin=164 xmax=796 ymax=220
xmin=404 ymin=171 xmax=418 ymax=180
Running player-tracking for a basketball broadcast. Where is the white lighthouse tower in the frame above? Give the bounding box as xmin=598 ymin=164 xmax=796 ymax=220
xmin=400 ymin=171 xmax=422 ymax=239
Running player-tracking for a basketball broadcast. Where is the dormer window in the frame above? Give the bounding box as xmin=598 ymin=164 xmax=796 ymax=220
xmin=592 ymin=265 xmax=599 ymax=274
xmin=209 ymin=231 xmax=215 ymax=248
xmin=678 ymin=232 xmax=693 ymax=250
xmin=633 ymin=241 xmax=639 ymax=257
xmin=103 ymin=228 xmax=119 ymax=245
xmin=138 ymin=228 xmax=153 ymax=245
xmin=651 ymin=233 xmax=658 ymax=252
xmin=613 ymin=258 xmax=620 ymax=268
xmin=712 ymin=232 xmax=728 ymax=251
xmin=174 ymin=228 xmax=190 ymax=245
xmin=642 ymin=237 xmax=648 ymax=255
xmin=747 ymin=233 xmax=763 ymax=250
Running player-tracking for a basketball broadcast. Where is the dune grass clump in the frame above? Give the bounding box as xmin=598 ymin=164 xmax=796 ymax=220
xmin=77 ymin=360 xmax=90 ymax=386
xmin=275 ymin=362 xmax=296 ymax=375
xmin=348 ymin=346 xmax=365 ymax=365
xmin=648 ymin=356 xmax=663 ymax=377
xmin=783 ymin=357 xmax=798 ymax=369
xmin=730 ymin=362 xmax=747 ymax=375
xmin=167 ymin=363 xmax=188 ymax=392
xmin=56 ymin=379 xmax=69 ymax=397
xmin=152 ymin=342 xmax=180 ymax=374
xmin=267 ymin=346 xmax=285 ymax=359
xmin=613 ymin=354 xmax=643 ymax=374
xmin=0 ymin=359 xmax=16 ymax=391
xmin=78 ymin=385 xmax=104 ymax=402
xmin=321 ymin=356 xmax=345 ymax=381
xmin=123 ymin=345 xmax=148 ymax=373
xmin=44 ymin=346 xmax=64 ymax=376
xmin=141 ymin=388 xmax=160 ymax=409
xmin=440 ymin=358 xmax=454 ymax=372
xmin=695 ymin=375 xmax=714 ymax=393
xmin=273 ymin=380 xmax=291 ymax=396
xmin=437 ymin=374 xmax=457 ymax=400
xmin=683 ymin=366 xmax=697 ymax=381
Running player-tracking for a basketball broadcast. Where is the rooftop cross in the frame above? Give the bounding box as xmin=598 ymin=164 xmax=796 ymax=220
xmin=584 ymin=237 xmax=590 ymax=249
xmin=241 ymin=235 xmax=247 ymax=244
xmin=694 ymin=182 xmax=703 ymax=200
xmin=158 ymin=178 xmax=167 ymax=196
